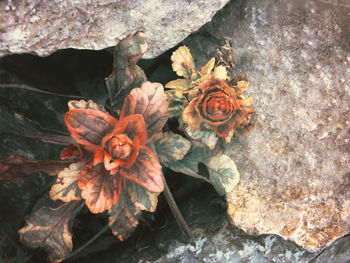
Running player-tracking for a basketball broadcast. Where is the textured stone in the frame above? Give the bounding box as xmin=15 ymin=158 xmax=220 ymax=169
xmin=0 ymin=0 xmax=229 ymax=59
xmin=194 ymin=0 xmax=350 ymax=252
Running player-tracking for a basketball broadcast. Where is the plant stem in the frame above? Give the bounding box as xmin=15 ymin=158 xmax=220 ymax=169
xmin=63 ymin=223 xmax=109 ymax=262
xmin=161 ymin=173 xmax=193 ymax=240
xmin=149 ymin=143 xmax=193 ymax=240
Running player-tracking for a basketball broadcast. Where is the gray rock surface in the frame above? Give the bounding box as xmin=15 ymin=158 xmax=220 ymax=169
xmin=189 ymin=0 xmax=350 ymax=252
xmin=0 ymin=0 xmax=229 ymax=59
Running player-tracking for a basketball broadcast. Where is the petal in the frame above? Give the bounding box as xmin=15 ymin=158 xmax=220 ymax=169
xmin=182 ymin=97 xmax=202 ymax=130
xmin=78 ymin=162 xmax=121 ymax=214
xmin=65 ymin=107 xmax=117 ymax=152
xmin=119 ymin=146 xmax=163 ymax=193
xmin=120 ymin=82 xmax=168 ymax=143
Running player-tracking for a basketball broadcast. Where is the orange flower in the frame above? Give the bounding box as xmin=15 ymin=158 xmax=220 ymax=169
xmin=183 ymin=79 xmax=253 ymax=138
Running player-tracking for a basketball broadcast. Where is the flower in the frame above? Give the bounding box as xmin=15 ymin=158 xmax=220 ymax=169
xmin=165 ymin=46 xmax=229 ymax=117
xmin=183 ymin=79 xmax=254 ymax=138
xmin=63 ymin=82 xmax=168 ymax=214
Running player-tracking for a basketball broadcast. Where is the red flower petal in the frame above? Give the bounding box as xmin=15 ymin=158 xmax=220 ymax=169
xmin=65 ymin=108 xmax=117 ymax=152
xmin=119 ymin=146 xmax=163 ymax=192
xmin=120 ymin=82 xmax=168 ymax=143
xmin=78 ymin=162 xmax=122 ymax=214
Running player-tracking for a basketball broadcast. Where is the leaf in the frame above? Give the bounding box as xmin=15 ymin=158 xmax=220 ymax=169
xmin=0 ymin=156 xmax=72 ymax=183
xmin=154 ymin=132 xmax=191 ymax=166
xmin=49 ymin=161 xmax=84 ymax=202
xmin=185 ymin=126 xmax=219 ymax=150
xmin=171 ymin=46 xmax=195 ymax=79
xmin=168 ymin=144 xmax=215 ymax=181
xmin=67 ymin=99 xmax=107 ymax=112
xmin=0 ymin=84 xmax=69 ymax=132
xmin=200 ymin=57 xmax=215 ymax=76
xmin=18 ymin=201 xmax=82 ymax=263
xmin=108 ymin=189 xmax=142 ymax=241
xmin=0 ymin=105 xmax=73 ymax=145
xmin=166 ymin=89 xmax=186 ymax=117
xmin=78 ymin=162 xmax=122 ymax=214
xmin=165 ymin=79 xmax=191 ymax=90
xmin=204 ymin=153 xmax=240 ymax=196
xmin=119 ymin=146 xmax=163 ymax=192
xmin=212 ymin=65 xmax=228 ymax=80
xmin=65 ymin=103 xmax=117 ymax=152
xmin=124 ymin=179 xmax=158 ymax=212
xmin=60 ymin=144 xmax=84 ymax=160
xmin=105 ymin=31 xmax=147 ymax=112
xmin=120 ymin=81 xmax=168 ymax=143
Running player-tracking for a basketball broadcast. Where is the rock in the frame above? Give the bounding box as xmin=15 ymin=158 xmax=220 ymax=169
xmin=189 ymin=0 xmax=350 ymax=252
xmin=74 ymin=183 xmax=320 ymax=263
xmin=0 ymin=0 xmax=229 ymax=59
xmin=313 ymin=235 xmax=350 ymax=263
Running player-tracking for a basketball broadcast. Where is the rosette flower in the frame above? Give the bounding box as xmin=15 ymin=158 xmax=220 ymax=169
xmin=64 ymin=82 xmax=168 ymax=213
xmin=183 ymin=79 xmax=254 ymax=138
xmin=165 ymin=46 xmax=229 ymax=117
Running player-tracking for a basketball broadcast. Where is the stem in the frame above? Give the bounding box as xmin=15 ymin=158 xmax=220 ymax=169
xmin=149 ymin=143 xmax=193 ymax=240
xmin=63 ymin=223 xmax=109 ymax=262
xmin=161 ymin=173 xmax=193 ymax=240
xmin=0 ymin=84 xmax=84 ymax=99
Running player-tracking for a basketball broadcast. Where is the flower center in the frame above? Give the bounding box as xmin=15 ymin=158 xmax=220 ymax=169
xmin=106 ymin=134 xmax=133 ymax=159
xmin=207 ymin=98 xmax=227 ymax=114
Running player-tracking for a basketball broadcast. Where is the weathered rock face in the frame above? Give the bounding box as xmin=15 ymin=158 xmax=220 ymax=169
xmin=0 ymin=0 xmax=229 ymax=59
xmin=194 ymin=0 xmax=350 ymax=252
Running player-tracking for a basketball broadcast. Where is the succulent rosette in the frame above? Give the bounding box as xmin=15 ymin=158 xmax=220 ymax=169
xmin=166 ymin=46 xmax=254 ymax=148
xmin=63 ymin=82 xmax=168 ymax=214
xmin=165 ymin=46 xmax=229 ymax=117
xmin=183 ymin=78 xmax=254 ymax=139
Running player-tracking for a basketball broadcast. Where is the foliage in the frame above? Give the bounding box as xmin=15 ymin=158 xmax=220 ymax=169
xmin=0 ymin=32 xmax=254 ymax=262
xmin=167 ymin=45 xmax=254 ymax=147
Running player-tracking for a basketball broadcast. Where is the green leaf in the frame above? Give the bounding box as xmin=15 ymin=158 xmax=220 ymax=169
xmin=18 ymin=201 xmax=82 ymax=263
xmin=167 ymin=144 xmax=215 ymax=181
xmin=105 ymin=31 xmax=147 ymax=113
xmin=0 ymin=155 xmax=72 ymax=183
xmin=0 ymin=104 xmax=73 ymax=145
xmin=108 ymin=188 xmax=142 ymax=241
xmin=185 ymin=126 xmax=219 ymax=150
xmin=49 ymin=161 xmax=83 ymax=202
xmin=154 ymin=132 xmax=191 ymax=166
xmin=204 ymin=153 xmax=240 ymax=196
xmin=124 ymin=179 xmax=158 ymax=212
xmin=166 ymin=90 xmax=185 ymax=117
xmin=0 ymin=85 xmax=69 ymax=132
